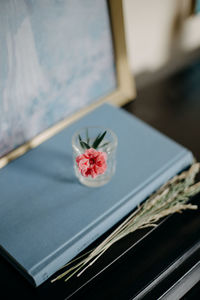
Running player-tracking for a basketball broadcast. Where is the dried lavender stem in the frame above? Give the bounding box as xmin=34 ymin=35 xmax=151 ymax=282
xmin=51 ymin=163 xmax=200 ymax=283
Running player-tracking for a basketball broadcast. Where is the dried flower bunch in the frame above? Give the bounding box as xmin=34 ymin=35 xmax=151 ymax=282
xmin=52 ymin=162 xmax=200 ymax=284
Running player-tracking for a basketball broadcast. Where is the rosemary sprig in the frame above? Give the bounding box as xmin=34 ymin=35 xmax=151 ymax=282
xmin=78 ymin=130 xmax=107 ymax=150
xmin=51 ymin=162 xmax=200 ymax=284
xmin=92 ymin=131 xmax=107 ymax=149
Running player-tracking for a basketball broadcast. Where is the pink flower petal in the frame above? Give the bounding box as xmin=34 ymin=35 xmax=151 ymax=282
xmin=76 ymin=148 xmax=107 ymax=178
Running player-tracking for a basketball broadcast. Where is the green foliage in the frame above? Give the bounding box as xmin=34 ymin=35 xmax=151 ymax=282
xmin=78 ymin=130 xmax=107 ymax=150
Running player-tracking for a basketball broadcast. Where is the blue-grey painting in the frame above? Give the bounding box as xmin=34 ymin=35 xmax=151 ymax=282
xmin=0 ymin=0 xmax=117 ymax=157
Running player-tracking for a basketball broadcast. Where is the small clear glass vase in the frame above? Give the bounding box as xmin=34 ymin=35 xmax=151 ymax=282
xmin=72 ymin=126 xmax=118 ymax=187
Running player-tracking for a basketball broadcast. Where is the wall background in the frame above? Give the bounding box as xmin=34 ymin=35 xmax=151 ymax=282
xmin=123 ymin=0 xmax=200 ymax=76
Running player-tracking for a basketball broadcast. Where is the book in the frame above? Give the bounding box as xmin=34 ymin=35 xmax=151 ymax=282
xmin=0 ymin=103 xmax=194 ymax=286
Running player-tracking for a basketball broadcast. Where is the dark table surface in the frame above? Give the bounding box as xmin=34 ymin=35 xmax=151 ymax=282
xmin=1 ymin=57 xmax=200 ymax=299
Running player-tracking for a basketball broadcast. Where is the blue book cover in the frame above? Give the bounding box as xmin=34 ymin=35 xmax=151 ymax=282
xmin=0 ymin=104 xmax=194 ymax=286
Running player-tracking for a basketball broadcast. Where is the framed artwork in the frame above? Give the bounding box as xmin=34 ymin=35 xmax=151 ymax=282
xmin=0 ymin=0 xmax=136 ymax=168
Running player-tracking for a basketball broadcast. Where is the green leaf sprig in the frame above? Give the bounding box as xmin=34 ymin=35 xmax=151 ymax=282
xmin=78 ymin=130 xmax=108 ymax=150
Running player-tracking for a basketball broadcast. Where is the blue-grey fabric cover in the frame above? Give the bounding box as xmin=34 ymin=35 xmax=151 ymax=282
xmin=0 ymin=104 xmax=193 ymax=286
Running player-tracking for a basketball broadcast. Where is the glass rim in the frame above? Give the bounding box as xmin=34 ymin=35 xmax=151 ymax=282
xmin=72 ymin=126 xmax=118 ymax=151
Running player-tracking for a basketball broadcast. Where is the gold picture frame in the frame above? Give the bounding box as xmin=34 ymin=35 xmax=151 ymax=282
xmin=0 ymin=0 xmax=136 ymax=169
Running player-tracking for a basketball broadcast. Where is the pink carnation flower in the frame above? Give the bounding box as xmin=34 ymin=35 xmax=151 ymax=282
xmin=76 ymin=148 xmax=107 ymax=178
